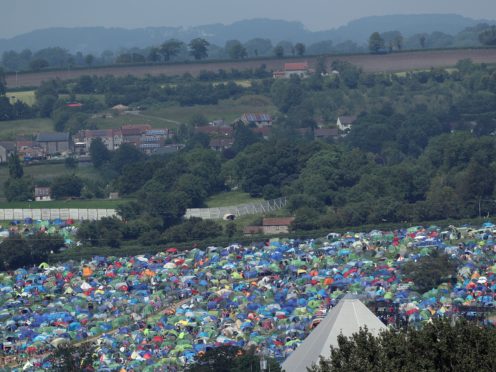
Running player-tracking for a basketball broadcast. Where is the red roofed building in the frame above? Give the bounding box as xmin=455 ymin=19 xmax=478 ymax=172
xmin=273 ymin=61 xmax=310 ymax=79
xmin=121 ymin=124 xmax=152 ymax=146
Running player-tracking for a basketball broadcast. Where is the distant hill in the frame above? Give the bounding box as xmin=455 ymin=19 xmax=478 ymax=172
xmin=0 ymin=14 xmax=494 ymax=54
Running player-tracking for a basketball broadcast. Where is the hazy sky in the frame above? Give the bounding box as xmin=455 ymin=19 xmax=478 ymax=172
xmin=2 ymin=0 xmax=496 ymax=39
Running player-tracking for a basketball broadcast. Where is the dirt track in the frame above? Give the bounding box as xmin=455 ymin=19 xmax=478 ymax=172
xmin=6 ymin=48 xmax=496 ymax=88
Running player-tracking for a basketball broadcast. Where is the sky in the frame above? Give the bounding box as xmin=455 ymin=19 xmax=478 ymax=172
xmin=1 ymin=0 xmax=496 ymax=39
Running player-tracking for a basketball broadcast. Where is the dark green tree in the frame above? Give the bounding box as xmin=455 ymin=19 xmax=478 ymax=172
xmin=479 ymin=26 xmax=496 ymax=46
xmin=51 ymin=175 xmax=84 ymax=199
xmin=4 ymin=177 xmax=32 ymax=201
xmin=8 ymin=153 xmax=23 ymax=178
xmin=189 ymin=38 xmax=210 ymax=60
xmin=368 ymin=32 xmax=385 ymax=54
xmin=160 ymin=39 xmax=184 ymax=61
xmin=273 ymin=45 xmax=284 ymax=57
xmin=225 ymin=40 xmax=247 ymax=60
xmin=52 ymin=342 xmax=97 ymax=372
xmin=89 ymin=138 xmax=111 ymax=168
xmin=294 ymin=42 xmax=306 ymax=56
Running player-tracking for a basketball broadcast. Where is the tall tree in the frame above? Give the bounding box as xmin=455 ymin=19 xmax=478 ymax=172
xmin=479 ymin=26 xmax=496 ymax=46
xmin=225 ymin=40 xmax=247 ymax=60
xmin=8 ymin=153 xmax=23 ymax=178
xmin=294 ymin=42 xmax=306 ymax=56
xmin=189 ymin=38 xmax=210 ymax=60
xmin=89 ymin=138 xmax=110 ymax=168
xmin=160 ymin=39 xmax=184 ymax=62
xmin=368 ymin=32 xmax=385 ymax=54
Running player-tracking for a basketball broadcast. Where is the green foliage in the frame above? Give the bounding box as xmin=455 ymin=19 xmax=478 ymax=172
xmin=294 ymin=42 xmax=306 ymax=56
xmin=310 ymin=319 xmax=496 ymax=372
xmin=52 ymin=342 xmax=97 ymax=372
xmin=225 ymin=40 xmax=247 ymax=60
xmin=479 ymin=26 xmax=496 ymax=46
xmin=189 ymin=38 xmax=210 ymax=60
xmin=89 ymin=138 xmax=110 ymax=168
xmin=369 ymin=32 xmax=385 ymax=53
xmin=0 ymin=233 xmax=64 ymax=271
xmin=77 ymin=217 xmax=124 ymax=248
xmin=160 ymin=39 xmax=184 ymax=62
xmin=402 ymin=251 xmax=457 ymax=293
xmin=162 ymin=217 xmax=223 ymax=243
xmin=185 ymin=345 xmax=281 ymax=372
xmin=4 ymin=177 xmax=33 ymax=201
xmin=51 ymin=174 xmax=84 ymax=199
xmin=8 ymin=153 xmax=23 ymax=178
xmin=64 ymin=155 xmax=78 ymax=169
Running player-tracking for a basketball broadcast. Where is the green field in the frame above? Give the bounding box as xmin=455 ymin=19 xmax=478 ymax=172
xmin=8 ymin=90 xmax=36 ymax=106
xmin=90 ymin=112 xmax=179 ymax=130
xmin=206 ymin=191 xmax=263 ymax=208
xmin=0 ymin=118 xmax=53 ymax=140
xmin=144 ymin=95 xmax=277 ymax=124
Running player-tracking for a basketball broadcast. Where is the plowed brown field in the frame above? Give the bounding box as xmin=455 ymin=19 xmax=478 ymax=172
xmin=6 ymin=48 xmax=496 ymax=88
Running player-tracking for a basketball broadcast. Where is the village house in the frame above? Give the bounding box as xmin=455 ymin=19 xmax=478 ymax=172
xmin=121 ymin=124 xmax=152 ymax=146
xmin=34 ymin=186 xmax=51 ymax=201
xmin=336 ymin=115 xmax=357 ymax=132
xmin=273 ymin=62 xmax=310 ymax=79
xmin=244 ymin=217 xmax=295 ymax=235
xmin=36 ymin=132 xmax=71 ymax=155
xmin=314 ymin=128 xmax=339 ymax=140
xmin=0 ymin=141 xmax=16 ymax=163
xmin=209 ymin=138 xmax=234 ymax=152
xmin=75 ymin=129 xmax=123 ymax=153
xmin=138 ymin=129 xmax=172 ymax=154
xmin=240 ymin=113 xmax=272 ymax=127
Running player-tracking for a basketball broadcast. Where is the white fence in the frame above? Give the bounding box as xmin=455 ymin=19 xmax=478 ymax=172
xmin=185 ymin=197 xmax=288 ymax=220
xmin=0 ymin=209 xmax=118 ymax=221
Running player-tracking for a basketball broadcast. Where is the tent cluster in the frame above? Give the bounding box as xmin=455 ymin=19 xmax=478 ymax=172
xmin=2 ymin=223 xmax=496 ymax=370
xmin=0 ymin=219 xmax=77 ymax=246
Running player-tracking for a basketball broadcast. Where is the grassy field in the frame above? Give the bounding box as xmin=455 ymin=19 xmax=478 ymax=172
xmin=145 ymin=95 xmax=277 ymax=124
xmin=0 ymin=118 xmax=53 ymax=140
xmin=206 ymin=191 xmax=263 ymax=208
xmin=8 ymin=90 xmax=36 ymax=106
xmin=90 ymin=112 xmax=179 ymax=130
xmin=0 ymin=162 xmax=102 ymax=202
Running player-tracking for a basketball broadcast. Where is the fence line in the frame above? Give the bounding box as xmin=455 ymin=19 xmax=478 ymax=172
xmin=0 ymin=209 xmax=118 ymax=221
xmin=185 ymin=197 xmax=288 ymax=220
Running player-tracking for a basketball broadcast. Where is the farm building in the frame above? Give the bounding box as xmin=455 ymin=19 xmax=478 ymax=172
xmin=34 ymin=187 xmax=51 ymax=201
xmin=209 ymin=138 xmax=234 ymax=152
xmin=75 ymin=129 xmax=123 ymax=152
xmin=240 ymin=113 xmax=272 ymax=127
xmin=273 ymin=62 xmax=310 ymax=79
xmin=244 ymin=217 xmax=295 ymax=235
xmin=36 ymin=132 xmax=71 ymax=155
xmin=121 ymin=124 xmax=152 ymax=146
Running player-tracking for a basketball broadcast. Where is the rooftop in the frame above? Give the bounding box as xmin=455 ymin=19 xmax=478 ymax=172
xmin=36 ymin=132 xmax=70 ymax=142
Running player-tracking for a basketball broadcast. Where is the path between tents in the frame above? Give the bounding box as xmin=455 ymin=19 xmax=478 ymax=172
xmin=9 ymin=276 xmax=257 ymax=369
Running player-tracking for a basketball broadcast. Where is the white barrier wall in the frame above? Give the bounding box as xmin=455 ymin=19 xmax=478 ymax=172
xmin=0 ymin=209 xmax=118 ymax=221
xmin=185 ymin=197 xmax=288 ymax=220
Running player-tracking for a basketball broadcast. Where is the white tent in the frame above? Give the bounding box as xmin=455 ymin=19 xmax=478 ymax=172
xmin=281 ymin=294 xmax=386 ymax=372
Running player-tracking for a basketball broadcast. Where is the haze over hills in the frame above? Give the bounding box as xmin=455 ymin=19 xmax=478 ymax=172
xmin=0 ymin=14 xmax=494 ymax=55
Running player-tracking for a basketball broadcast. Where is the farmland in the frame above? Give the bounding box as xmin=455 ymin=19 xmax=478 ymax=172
xmin=5 ymin=48 xmax=496 ymax=88
xmin=0 ymin=118 xmax=52 ymax=140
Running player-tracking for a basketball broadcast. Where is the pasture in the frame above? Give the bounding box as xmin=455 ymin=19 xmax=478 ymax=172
xmin=0 ymin=118 xmax=53 ymax=140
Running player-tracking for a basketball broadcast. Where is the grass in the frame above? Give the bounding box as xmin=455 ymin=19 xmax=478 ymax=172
xmin=145 ymin=95 xmax=277 ymax=124
xmin=0 ymin=118 xmax=53 ymax=140
xmin=7 ymin=90 xmax=36 ymax=106
xmin=89 ymin=112 xmax=179 ymax=130
xmin=206 ymin=191 xmax=263 ymax=208
xmin=0 ymin=199 xmax=127 ymax=209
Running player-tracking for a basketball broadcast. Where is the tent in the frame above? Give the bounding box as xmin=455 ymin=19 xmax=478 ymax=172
xmin=281 ymin=294 xmax=387 ymax=372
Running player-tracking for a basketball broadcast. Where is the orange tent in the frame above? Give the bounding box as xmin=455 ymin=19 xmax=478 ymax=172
xmin=82 ymin=267 xmax=93 ymax=277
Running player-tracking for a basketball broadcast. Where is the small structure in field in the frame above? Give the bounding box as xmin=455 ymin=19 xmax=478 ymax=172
xmin=34 ymin=187 xmax=51 ymax=201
